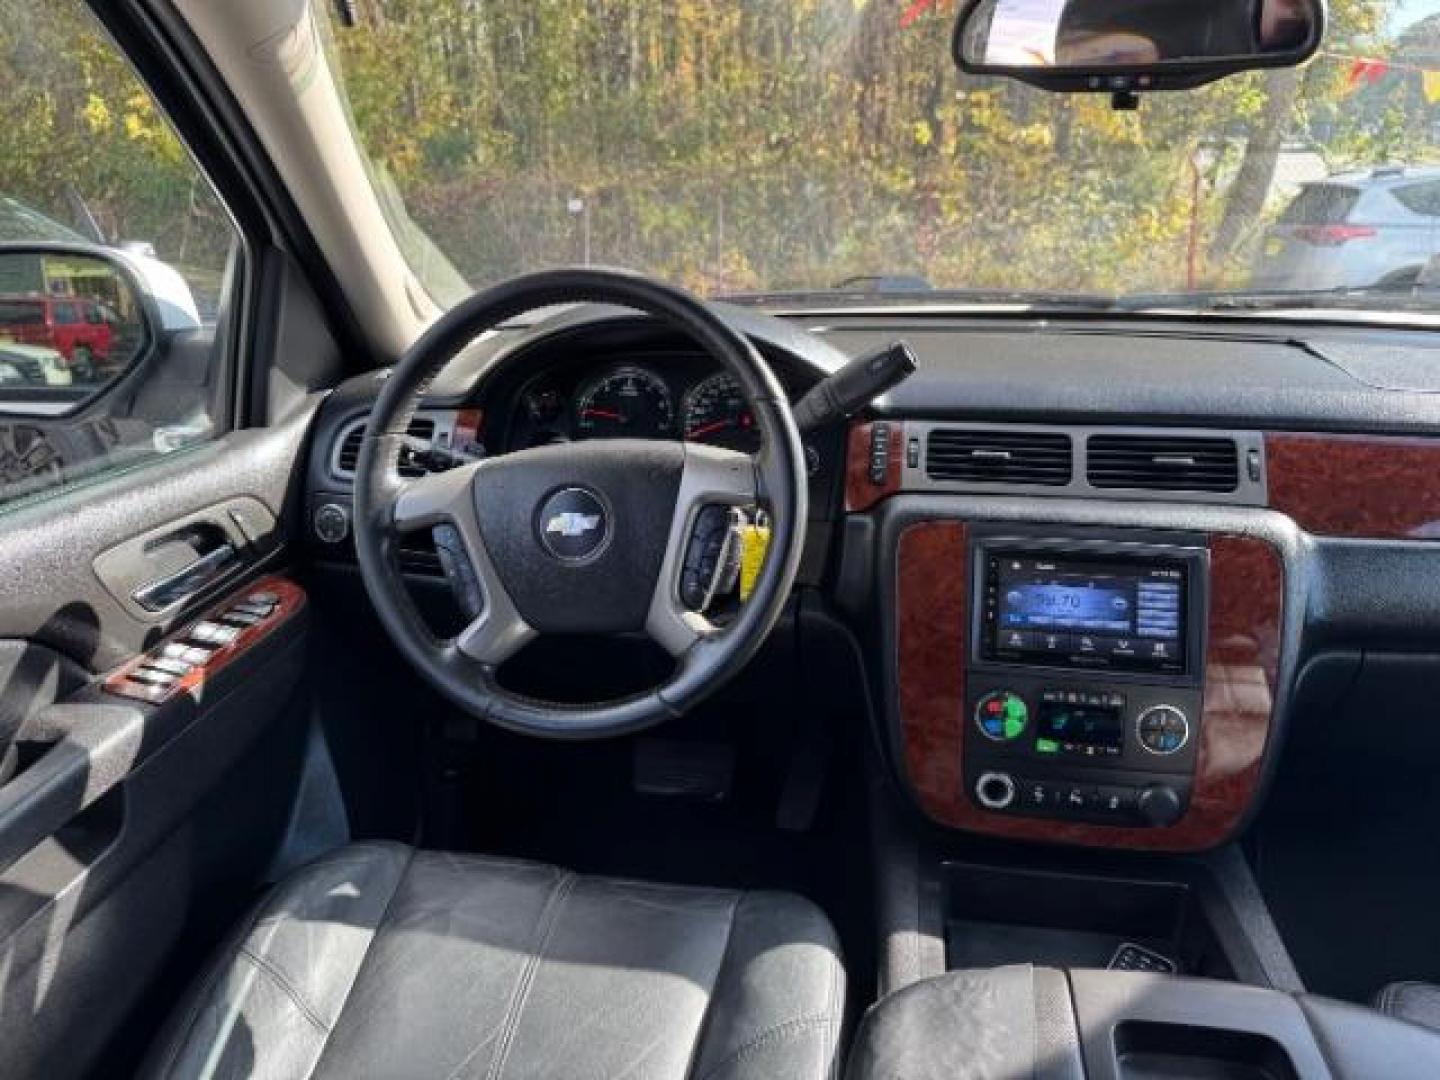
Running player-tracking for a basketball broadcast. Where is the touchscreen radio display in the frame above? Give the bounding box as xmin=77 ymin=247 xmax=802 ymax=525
xmin=980 ymin=551 xmax=1190 ymax=675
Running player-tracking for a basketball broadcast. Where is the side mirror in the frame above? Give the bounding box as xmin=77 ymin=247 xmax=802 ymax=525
xmin=0 ymin=243 xmax=162 ymax=412
xmin=953 ymin=0 xmax=1325 ymax=96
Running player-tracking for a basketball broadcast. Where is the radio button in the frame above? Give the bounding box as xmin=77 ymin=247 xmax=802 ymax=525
xmin=1039 ymin=632 xmax=1071 ymax=653
xmin=1093 ymin=786 xmax=1137 ymax=815
xmin=1019 ymin=778 xmax=1051 ymax=810
xmin=999 ymin=629 xmax=1032 ymax=651
xmin=975 ymin=691 xmax=1029 ymax=743
xmin=1107 ymin=638 xmax=1140 ymax=660
xmin=1137 ymin=705 xmax=1191 ymax=755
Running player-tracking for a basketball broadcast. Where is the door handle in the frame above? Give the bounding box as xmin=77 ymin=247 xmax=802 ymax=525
xmin=132 ymin=540 xmax=239 ymax=612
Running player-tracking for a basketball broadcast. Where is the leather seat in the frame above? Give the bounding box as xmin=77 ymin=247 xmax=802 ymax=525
xmin=142 ymin=842 xmax=846 ymax=1079
xmin=1376 ymin=982 xmax=1440 ymax=1034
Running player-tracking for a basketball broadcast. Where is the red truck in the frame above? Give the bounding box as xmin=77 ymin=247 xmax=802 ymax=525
xmin=0 ymin=294 xmax=114 ymax=380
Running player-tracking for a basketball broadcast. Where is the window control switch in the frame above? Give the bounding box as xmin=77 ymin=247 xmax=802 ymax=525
xmin=190 ymin=621 xmax=241 ymax=646
xmin=144 ymin=657 xmax=193 ymax=677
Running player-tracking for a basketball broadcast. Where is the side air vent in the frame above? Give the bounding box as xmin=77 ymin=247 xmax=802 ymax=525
xmin=333 ymin=416 xmax=436 ymax=480
xmin=926 ymin=429 xmax=1073 ymax=486
xmin=1087 ymin=434 xmax=1239 ymax=493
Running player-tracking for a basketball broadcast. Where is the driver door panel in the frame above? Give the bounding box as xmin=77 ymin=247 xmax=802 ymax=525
xmin=0 ymin=415 xmax=317 ymax=1078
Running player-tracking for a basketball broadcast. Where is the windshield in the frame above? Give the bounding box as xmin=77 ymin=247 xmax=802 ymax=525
xmin=325 ymin=0 xmax=1440 ymax=318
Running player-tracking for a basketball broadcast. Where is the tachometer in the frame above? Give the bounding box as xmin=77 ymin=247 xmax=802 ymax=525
xmin=682 ymin=373 xmax=759 ymax=452
xmin=574 ymin=366 xmax=674 ymax=439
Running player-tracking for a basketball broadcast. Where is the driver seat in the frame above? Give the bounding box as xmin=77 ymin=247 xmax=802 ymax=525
xmin=140 ymin=842 xmax=846 ymax=1079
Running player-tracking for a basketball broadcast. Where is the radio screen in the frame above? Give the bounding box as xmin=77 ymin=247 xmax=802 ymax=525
xmin=981 ymin=551 xmax=1189 ymax=674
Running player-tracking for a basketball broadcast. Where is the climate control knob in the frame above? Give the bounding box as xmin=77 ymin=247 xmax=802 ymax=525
xmin=1137 ymin=784 xmax=1184 ymax=827
xmin=1137 ymin=704 xmax=1190 ymax=755
xmin=975 ymin=772 xmax=1017 ymax=811
xmin=975 ymin=690 xmax=1029 ymax=743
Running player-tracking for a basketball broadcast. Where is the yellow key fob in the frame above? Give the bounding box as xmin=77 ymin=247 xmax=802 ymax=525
xmin=738 ymin=518 xmax=771 ymax=601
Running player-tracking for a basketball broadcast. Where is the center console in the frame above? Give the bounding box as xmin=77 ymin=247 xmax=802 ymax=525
xmin=965 ymin=538 xmax=1207 ymax=830
xmin=885 ymin=513 xmax=1290 ymax=853
xmin=848 ymin=964 xmax=1440 ymax=1080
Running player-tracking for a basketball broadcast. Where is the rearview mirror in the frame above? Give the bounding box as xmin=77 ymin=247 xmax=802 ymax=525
xmin=953 ymin=0 xmax=1324 ymax=95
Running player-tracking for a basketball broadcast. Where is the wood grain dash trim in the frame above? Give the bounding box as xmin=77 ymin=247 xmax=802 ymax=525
xmin=895 ymin=524 xmax=1282 ymax=852
xmin=846 ymin=421 xmax=904 ymax=512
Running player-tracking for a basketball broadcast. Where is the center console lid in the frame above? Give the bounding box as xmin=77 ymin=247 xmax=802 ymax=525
xmin=847 ymin=966 xmax=1440 ymax=1080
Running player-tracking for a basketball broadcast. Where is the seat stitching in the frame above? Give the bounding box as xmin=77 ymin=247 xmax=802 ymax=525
xmin=148 ymin=844 xmax=411 ymax=1080
xmin=235 ymin=948 xmax=331 ymax=1035
xmin=681 ymin=890 xmax=743 ymax=1080
xmin=149 ymin=892 xmax=274 ymax=1078
xmin=305 ymin=844 xmax=417 ymax=1080
xmin=823 ymin=951 xmax=843 ymax=1080
xmin=693 ymin=1014 xmax=841 ymax=1080
xmin=486 ymin=869 xmax=577 ymax=1080
xmin=1378 ymin=984 xmax=1398 ymax=1013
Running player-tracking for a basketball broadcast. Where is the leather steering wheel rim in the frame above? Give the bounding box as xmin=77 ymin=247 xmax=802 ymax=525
xmin=352 ymin=267 xmax=807 ymax=739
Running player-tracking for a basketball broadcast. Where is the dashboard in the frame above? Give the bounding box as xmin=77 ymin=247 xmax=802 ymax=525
xmin=302 ymin=298 xmax=1440 ymax=855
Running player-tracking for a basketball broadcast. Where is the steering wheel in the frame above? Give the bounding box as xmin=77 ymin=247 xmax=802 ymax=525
xmin=352 ymin=268 xmax=807 ymax=739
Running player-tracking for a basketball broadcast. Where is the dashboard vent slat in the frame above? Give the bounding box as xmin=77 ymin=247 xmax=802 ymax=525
xmin=926 ymin=429 xmax=1072 ymax=486
xmin=334 ymin=417 xmax=436 ymax=479
xmin=1087 ymin=434 xmax=1239 ymax=493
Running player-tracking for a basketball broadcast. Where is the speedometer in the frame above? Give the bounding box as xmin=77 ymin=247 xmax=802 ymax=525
xmin=682 ymin=373 xmax=759 ymax=452
xmin=574 ymin=367 xmax=675 ymax=439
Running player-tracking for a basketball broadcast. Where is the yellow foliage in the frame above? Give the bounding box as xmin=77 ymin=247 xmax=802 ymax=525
xmin=82 ymin=93 xmax=111 ymax=134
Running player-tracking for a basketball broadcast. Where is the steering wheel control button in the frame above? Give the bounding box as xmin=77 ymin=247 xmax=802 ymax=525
xmin=975 ymin=772 xmax=1017 ymax=811
xmin=1137 ymin=704 xmax=1191 ymax=755
xmin=975 ymin=690 xmax=1029 ymax=743
xmin=1109 ymin=944 xmax=1179 ymax=974
xmin=681 ymin=505 xmax=744 ymax=611
xmin=313 ymin=502 xmax=350 ymax=544
xmin=536 ymin=486 xmax=611 ymax=563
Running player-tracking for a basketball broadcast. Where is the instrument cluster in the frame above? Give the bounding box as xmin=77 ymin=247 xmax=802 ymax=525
xmin=505 ymin=359 xmax=763 ymax=454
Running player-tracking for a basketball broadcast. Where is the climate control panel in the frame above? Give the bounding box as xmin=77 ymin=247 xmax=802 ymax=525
xmin=963 ymin=677 xmax=1202 ymax=828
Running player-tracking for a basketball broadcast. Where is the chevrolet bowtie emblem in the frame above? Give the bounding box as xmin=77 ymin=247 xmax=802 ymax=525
xmin=544 ymin=512 xmax=602 ymax=538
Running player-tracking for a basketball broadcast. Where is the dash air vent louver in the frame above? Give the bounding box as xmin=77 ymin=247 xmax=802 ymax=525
xmin=333 ymin=417 xmax=436 ymax=479
xmin=1087 ymin=434 xmax=1239 ymax=493
xmin=926 ymin=429 xmax=1073 ymax=486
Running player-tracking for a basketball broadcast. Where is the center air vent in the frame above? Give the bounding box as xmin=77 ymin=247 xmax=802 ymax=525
xmin=926 ymin=429 xmax=1073 ymax=486
xmin=1087 ymin=434 xmax=1239 ymax=493
xmin=333 ymin=416 xmax=436 ymax=480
